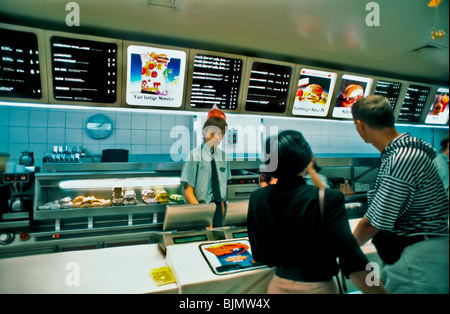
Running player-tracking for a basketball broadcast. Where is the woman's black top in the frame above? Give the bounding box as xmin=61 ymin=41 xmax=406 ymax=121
xmin=247 ymin=176 xmax=369 ymax=282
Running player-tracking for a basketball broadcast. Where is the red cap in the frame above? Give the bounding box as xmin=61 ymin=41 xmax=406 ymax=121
xmin=207 ymin=105 xmax=226 ymax=122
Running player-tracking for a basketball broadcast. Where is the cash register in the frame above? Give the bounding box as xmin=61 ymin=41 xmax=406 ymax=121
xmin=209 ymin=200 xmax=249 ymax=240
xmin=154 ymin=203 xmax=216 ymax=252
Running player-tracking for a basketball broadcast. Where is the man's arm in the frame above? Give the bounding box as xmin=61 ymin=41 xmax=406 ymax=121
xmin=184 ymin=183 xmax=199 ymax=204
xmin=353 ymin=217 xmax=380 ymax=246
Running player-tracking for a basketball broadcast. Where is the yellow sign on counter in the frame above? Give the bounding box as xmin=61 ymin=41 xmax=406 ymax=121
xmin=150 ymin=266 xmax=176 ymax=286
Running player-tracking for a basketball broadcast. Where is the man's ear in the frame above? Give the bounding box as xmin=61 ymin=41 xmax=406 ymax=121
xmin=356 ymin=119 xmax=366 ymax=131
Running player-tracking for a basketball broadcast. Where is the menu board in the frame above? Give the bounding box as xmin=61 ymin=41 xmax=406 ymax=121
xmin=244 ymin=61 xmax=292 ymax=113
xmin=50 ymin=36 xmax=118 ymax=103
xmin=126 ymin=44 xmax=186 ymax=108
xmin=292 ymin=68 xmax=337 ymax=117
xmin=189 ymin=54 xmax=242 ymax=110
xmin=398 ymin=84 xmax=430 ymax=123
xmin=332 ymin=74 xmax=373 ymax=119
xmin=425 ymin=87 xmax=449 ymax=125
xmin=374 ymin=80 xmax=402 ymax=109
xmin=0 ymin=28 xmax=42 ymax=99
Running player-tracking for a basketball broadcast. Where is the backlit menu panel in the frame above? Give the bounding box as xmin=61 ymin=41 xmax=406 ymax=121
xmin=190 ymin=54 xmax=242 ymax=110
xmin=50 ymin=36 xmax=117 ymax=103
xmin=0 ymin=28 xmax=42 ymax=99
xmin=292 ymin=68 xmax=337 ymax=117
xmin=244 ymin=62 xmax=292 ymax=113
xmin=425 ymin=87 xmax=449 ymax=125
xmin=125 ymin=44 xmax=186 ymax=108
xmin=332 ymin=74 xmax=373 ymax=119
xmin=374 ymin=80 xmax=402 ymax=109
xmin=398 ymin=84 xmax=430 ymax=123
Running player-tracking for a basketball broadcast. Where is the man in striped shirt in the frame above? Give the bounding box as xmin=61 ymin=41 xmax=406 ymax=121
xmin=351 ymin=95 xmax=449 ymax=294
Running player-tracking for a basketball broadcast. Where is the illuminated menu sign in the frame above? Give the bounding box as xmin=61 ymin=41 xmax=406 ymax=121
xmin=332 ymin=74 xmax=373 ymax=119
xmin=292 ymin=68 xmax=337 ymax=117
xmin=126 ymin=45 xmax=186 ymax=108
xmin=190 ymin=54 xmax=242 ymax=110
xmin=51 ymin=36 xmax=117 ymax=103
xmin=425 ymin=87 xmax=449 ymax=125
xmin=398 ymin=84 xmax=430 ymax=123
xmin=374 ymin=80 xmax=402 ymax=109
xmin=0 ymin=28 xmax=42 ymax=99
xmin=245 ymin=62 xmax=292 ymax=113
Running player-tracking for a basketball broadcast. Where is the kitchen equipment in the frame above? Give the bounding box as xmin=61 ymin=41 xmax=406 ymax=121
xmin=227 ymin=170 xmax=259 ymax=201
xmin=2 ymin=171 xmax=35 ymax=222
xmin=11 ymin=197 xmax=23 ymax=212
xmin=5 ymin=162 xmax=15 ymax=173
xmin=19 ymin=151 xmax=34 ymax=166
xmin=101 ymin=149 xmax=129 ymax=162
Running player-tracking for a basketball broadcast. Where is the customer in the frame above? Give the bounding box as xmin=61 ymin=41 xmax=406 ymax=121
xmin=304 ymin=155 xmax=329 ymax=189
xmin=180 ymin=105 xmax=231 ymax=227
xmin=351 ymin=95 xmax=449 ymax=294
xmin=260 ymin=156 xmax=328 ymax=188
xmin=433 ymin=134 xmax=449 ymax=200
xmin=247 ymin=130 xmax=387 ymax=294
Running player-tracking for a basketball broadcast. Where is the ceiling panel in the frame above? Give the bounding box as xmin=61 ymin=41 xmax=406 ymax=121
xmin=0 ymin=0 xmax=448 ymax=84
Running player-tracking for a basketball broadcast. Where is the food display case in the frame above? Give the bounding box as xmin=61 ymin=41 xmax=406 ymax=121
xmin=31 ymin=163 xmax=184 ymax=240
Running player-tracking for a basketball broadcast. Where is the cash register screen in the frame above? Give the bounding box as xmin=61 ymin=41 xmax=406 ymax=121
xmin=223 ymin=201 xmax=249 ymax=227
xmin=163 ymin=203 xmax=216 ymax=231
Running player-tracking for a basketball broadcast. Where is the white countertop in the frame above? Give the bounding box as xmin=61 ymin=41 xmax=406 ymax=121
xmin=0 ymin=218 xmax=377 ymax=294
xmin=0 ymin=243 xmax=178 ymax=294
xmin=166 ymin=239 xmax=274 ymax=294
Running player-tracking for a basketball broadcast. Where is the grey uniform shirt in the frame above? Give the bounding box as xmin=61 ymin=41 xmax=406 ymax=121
xmin=180 ymin=143 xmax=232 ymax=203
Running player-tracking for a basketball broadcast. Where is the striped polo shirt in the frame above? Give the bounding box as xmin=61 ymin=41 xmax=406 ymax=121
xmin=365 ymin=133 xmax=449 ymax=236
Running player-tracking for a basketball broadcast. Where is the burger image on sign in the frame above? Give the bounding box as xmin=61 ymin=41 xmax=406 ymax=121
xmin=297 ymin=83 xmax=327 ymax=104
xmin=337 ymin=84 xmax=364 ymax=107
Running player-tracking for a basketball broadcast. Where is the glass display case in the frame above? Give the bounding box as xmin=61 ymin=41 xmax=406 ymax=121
xmin=31 ymin=162 xmax=184 ymax=239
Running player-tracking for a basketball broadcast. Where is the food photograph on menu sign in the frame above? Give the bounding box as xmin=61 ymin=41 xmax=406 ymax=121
xmin=292 ymin=68 xmax=337 ymax=117
xmin=126 ymin=45 xmax=186 ymax=107
xmin=332 ymin=74 xmax=373 ymax=119
xmin=425 ymin=87 xmax=449 ymax=125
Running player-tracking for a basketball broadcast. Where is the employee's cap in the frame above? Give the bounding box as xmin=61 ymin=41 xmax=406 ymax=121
xmin=207 ymin=104 xmax=226 ymax=122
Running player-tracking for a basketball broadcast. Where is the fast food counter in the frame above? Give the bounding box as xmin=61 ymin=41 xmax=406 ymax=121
xmin=0 ymin=159 xmax=260 ymax=258
xmin=0 ymin=156 xmax=380 ymax=293
xmin=0 ymin=218 xmax=376 ymax=294
xmin=0 ymin=155 xmax=377 ymax=259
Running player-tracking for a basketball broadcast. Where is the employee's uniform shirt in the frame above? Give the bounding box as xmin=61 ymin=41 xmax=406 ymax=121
xmin=365 ymin=133 xmax=449 ymax=236
xmin=180 ymin=143 xmax=231 ymax=203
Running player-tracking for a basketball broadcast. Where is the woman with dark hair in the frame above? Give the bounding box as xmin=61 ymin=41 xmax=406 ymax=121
xmin=247 ymin=130 xmax=387 ymax=294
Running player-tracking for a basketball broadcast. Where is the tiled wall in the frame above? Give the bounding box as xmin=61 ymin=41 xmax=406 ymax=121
xmin=0 ymin=104 xmax=194 ymax=166
xmin=0 ymin=103 xmax=448 ymax=167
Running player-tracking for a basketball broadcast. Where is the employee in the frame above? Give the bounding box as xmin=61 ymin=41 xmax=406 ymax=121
xmin=180 ymin=105 xmax=232 ymax=227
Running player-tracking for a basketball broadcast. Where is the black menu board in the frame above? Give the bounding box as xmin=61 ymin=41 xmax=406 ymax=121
xmin=398 ymin=84 xmax=430 ymax=123
xmin=50 ymin=36 xmax=117 ymax=103
xmin=0 ymin=28 xmax=42 ymax=99
xmin=244 ymin=62 xmax=292 ymax=113
xmin=374 ymin=80 xmax=402 ymax=109
xmin=190 ymin=54 xmax=242 ymax=110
